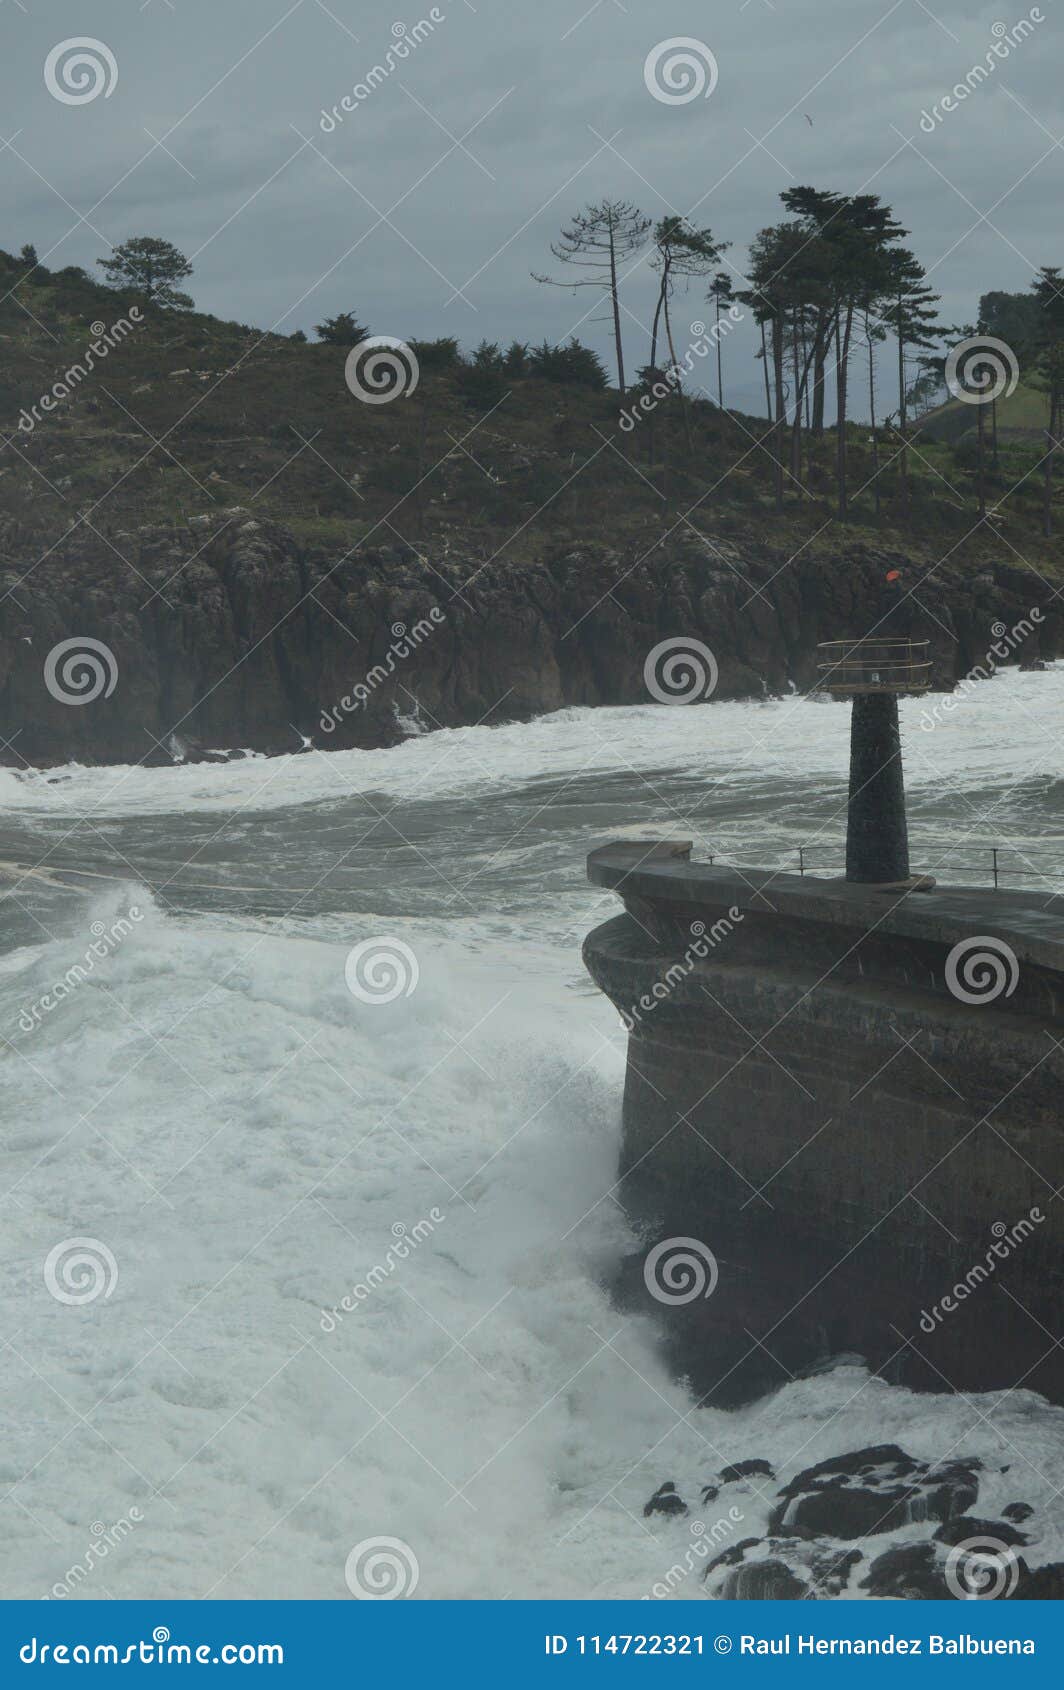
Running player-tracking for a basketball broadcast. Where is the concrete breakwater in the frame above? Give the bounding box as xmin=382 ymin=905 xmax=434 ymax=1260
xmin=583 ymin=841 xmax=1064 ymax=1406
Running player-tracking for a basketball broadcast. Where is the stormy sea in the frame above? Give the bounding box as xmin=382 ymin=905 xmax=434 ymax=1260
xmin=2 ymin=671 xmax=1063 ymax=1599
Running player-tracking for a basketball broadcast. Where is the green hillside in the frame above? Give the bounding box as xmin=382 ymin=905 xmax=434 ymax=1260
xmin=1 ymin=246 xmax=1063 ymax=577
xmin=918 ymin=379 xmax=1050 ymax=446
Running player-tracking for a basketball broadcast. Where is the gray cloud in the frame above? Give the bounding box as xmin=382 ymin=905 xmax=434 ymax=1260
xmin=2 ymin=0 xmax=1059 ymax=413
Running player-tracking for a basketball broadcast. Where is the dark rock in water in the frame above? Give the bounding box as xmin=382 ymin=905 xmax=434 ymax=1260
xmin=700 ymin=1483 xmax=720 ymax=1505
xmin=720 ymin=1556 xmax=809 ymax=1601
xmin=934 ymin=1515 xmax=1028 ymax=1549
xmin=1003 ymin=1502 xmax=1035 ymax=1523
xmin=808 ymin=1545 xmax=863 ymax=1598
xmin=643 ymin=1482 xmax=687 ymax=1519
xmin=769 ymin=1445 xmax=979 ymax=1542
xmin=696 ymin=1444 xmax=1042 ymax=1602
xmin=863 ymin=1523 xmax=1055 ymax=1602
xmin=860 ymin=1542 xmax=948 ymax=1600
xmin=704 ymin=1539 xmax=760 ymax=1580
xmin=1019 ymin=658 xmax=1047 ymax=671
xmin=708 ymin=1536 xmax=863 ymax=1600
xmin=1011 ymin=1563 xmax=1064 ymax=1599
xmin=719 ymin=1459 xmax=775 ymax=1483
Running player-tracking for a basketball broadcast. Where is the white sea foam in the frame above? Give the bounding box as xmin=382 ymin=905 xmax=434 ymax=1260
xmin=1 ymin=672 xmax=1063 ymax=1597
xmin=2 ymin=665 xmax=1060 ymax=820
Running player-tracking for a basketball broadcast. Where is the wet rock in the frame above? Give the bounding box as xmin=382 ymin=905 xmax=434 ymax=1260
xmin=707 ymin=1536 xmax=863 ymax=1601
xmin=860 ymin=1542 xmax=948 ymax=1600
xmin=703 ymin=1538 xmax=760 ymax=1580
xmin=719 ymin=1459 xmax=775 ymax=1483
xmin=933 ymin=1515 xmax=1028 ymax=1549
xmin=643 ymin=1482 xmax=687 ymax=1519
xmin=808 ymin=1544 xmax=863 ymax=1597
xmin=1002 ymin=1502 xmax=1035 ymax=1523
xmin=700 ymin=1483 xmax=720 ymax=1504
xmin=5 ymin=519 xmax=1054 ymax=767
xmin=1011 ymin=1563 xmax=1064 ymax=1599
xmin=769 ymin=1445 xmax=979 ymax=1542
xmin=720 ymin=1556 xmax=809 ymax=1600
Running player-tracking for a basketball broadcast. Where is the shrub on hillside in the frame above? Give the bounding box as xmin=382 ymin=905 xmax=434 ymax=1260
xmin=408 ymin=336 xmax=461 ymax=371
xmin=528 ymin=338 xmax=607 ymax=389
xmin=456 ymin=340 xmax=508 ymax=408
xmin=314 ymin=311 xmax=369 ymax=345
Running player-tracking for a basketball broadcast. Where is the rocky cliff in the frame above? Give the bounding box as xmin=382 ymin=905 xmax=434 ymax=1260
xmin=2 ymin=514 xmax=1056 ymax=765
xmin=3 ymin=251 xmax=1061 ymax=767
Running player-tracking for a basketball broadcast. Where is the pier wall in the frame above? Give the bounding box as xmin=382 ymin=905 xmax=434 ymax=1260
xmin=583 ymin=843 xmax=1064 ymax=1405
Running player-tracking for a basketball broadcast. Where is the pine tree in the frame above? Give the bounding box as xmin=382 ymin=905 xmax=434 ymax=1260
xmin=97 ymin=236 xmax=193 ymax=310
xmin=533 ymin=201 xmax=650 ymax=398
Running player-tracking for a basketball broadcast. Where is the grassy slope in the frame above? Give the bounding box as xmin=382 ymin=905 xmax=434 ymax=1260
xmin=1 ymin=250 xmax=1062 ymax=585
xmin=917 ymin=380 xmax=1050 ymax=446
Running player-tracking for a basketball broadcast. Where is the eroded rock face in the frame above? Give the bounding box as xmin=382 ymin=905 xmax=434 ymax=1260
xmin=2 ymin=520 xmax=1057 ymax=764
xmin=709 ymin=1539 xmax=864 ymax=1601
xmin=719 ymin=1460 xmax=775 ymax=1484
xmin=643 ymin=1482 xmax=688 ymax=1519
xmin=640 ymin=1443 xmax=1060 ymax=1601
xmin=768 ymin=1446 xmax=981 ymax=1542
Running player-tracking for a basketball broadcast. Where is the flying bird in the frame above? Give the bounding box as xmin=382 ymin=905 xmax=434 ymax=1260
xmin=805 ymin=113 xmax=814 ymax=126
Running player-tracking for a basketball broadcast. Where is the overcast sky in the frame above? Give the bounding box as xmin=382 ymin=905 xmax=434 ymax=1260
xmin=2 ymin=0 xmax=1060 ymax=415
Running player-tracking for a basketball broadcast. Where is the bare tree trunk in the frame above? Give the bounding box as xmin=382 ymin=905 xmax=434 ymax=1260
xmin=608 ymin=220 xmax=626 ymax=399
xmin=773 ymin=309 xmax=786 ymax=511
xmin=760 ymin=321 xmax=772 ymax=420
xmin=715 ymin=295 xmax=724 ymax=409
xmin=1053 ymin=388 xmax=1060 ymax=534
xmin=835 ymin=309 xmax=854 ymax=520
xmin=664 ymin=293 xmax=693 ymax=455
xmin=868 ymin=325 xmax=881 ymax=522
xmin=648 ymin=279 xmax=666 ymax=468
xmin=977 ymin=399 xmax=986 ymax=521
xmin=897 ymin=319 xmax=910 ymax=519
xmin=650 ymin=279 xmax=665 ymax=372
xmin=791 ymin=307 xmax=803 ymax=483
xmin=811 ymin=312 xmax=828 ymax=435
